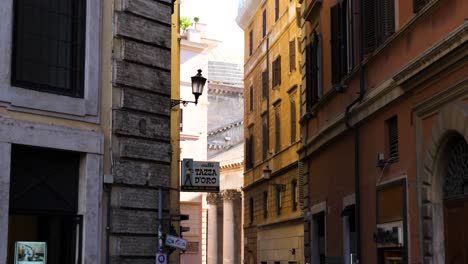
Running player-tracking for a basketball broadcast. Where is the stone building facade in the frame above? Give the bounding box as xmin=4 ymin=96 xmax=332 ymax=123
xmin=237 ymin=0 xmax=304 ymax=263
xmin=0 ymin=0 xmax=175 ymax=263
xmin=297 ymin=0 xmax=467 ymax=263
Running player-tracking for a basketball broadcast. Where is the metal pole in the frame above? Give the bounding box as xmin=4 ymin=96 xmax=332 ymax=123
xmin=158 ymin=187 xmax=164 ymax=253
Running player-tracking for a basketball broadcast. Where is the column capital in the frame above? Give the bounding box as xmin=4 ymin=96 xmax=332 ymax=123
xmin=221 ymin=189 xmax=240 ymax=201
xmin=206 ymin=192 xmax=220 ymax=205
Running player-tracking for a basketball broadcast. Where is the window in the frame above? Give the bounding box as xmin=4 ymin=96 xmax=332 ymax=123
xmin=413 ymin=0 xmax=430 ymax=12
xmin=376 ymin=182 xmax=406 ymax=264
xmin=272 ymin=56 xmax=282 ymax=88
xmin=249 ymin=85 xmax=254 ymax=112
xmin=262 ymin=113 xmax=269 ymax=160
xmin=312 ymin=212 xmax=326 ymax=263
xmin=386 ymin=116 xmax=398 ymax=162
xmin=262 ymin=9 xmax=267 ymax=37
xmin=246 ymin=126 xmax=254 ymax=169
xmin=180 ymin=109 xmax=183 ymax=132
xmin=275 ymin=0 xmax=279 ymax=21
xmin=292 ymin=180 xmax=298 ymax=211
xmin=12 ymin=0 xmax=86 ymax=97
xmin=330 ymin=0 xmax=357 ymax=85
xmin=306 ymin=33 xmax=322 ymax=108
xmin=249 ymin=29 xmax=253 ymax=56
xmin=276 ymin=186 xmax=283 ymax=215
xmin=363 ymin=0 xmax=395 ymax=53
xmin=289 ymin=40 xmax=296 ymax=72
xmin=263 ymin=191 xmax=268 ymax=218
xmin=290 ymin=94 xmax=297 ymax=144
xmin=262 ymin=70 xmax=269 ymax=99
xmin=274 ymin=105 xmax=281 ymax=152
xmin=342 ymin=204 xmax=356 ymax=264
xmin=249 ymin=197 xmax=254 ymax=224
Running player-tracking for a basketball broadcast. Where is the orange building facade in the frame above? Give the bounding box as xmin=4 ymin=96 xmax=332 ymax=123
xmin=237 ymin=0 xmax=304 ymax=263
xmin=297 ymin=0 xmax=467 ymax=263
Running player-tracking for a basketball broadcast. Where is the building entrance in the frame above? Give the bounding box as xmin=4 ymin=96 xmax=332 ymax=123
xmin=7 ymin=145 xmax=81 ymax=264
xmin=442 ymin=137 xmax=468 ymax=264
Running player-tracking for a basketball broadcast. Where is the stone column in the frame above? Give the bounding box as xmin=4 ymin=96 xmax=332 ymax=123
xmin=222 ymin=189 xmax=239 ymax=264
xmin=206 ymin=193 xmax=219 ymax=264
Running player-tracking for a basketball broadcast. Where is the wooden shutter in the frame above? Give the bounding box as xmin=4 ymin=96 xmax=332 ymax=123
xmin=381 ymin=0 xmax=395 ymax=39
xmin=413 ymin=0 xmax=429 ymax=13
xmin=277 ymin=56 xmax=282 ymax=85
xmin=275 ymin=0 xmax=279 ymax=21
xmin=262 ymin=9 xmax=267 ymax=37
xmin=339 ymin=1 xmax=348 ymax=78
xmin=387 ymin=116 xmax=398 ymax=161
xmin=249 ymin=30 xmax=253 ymax=56
xmin=262 ymin=70 xmax=269 ymax=98
xmin=363 ymin=0 xmax=376 ymax=53
xmin=330 ymin=4 xmax=341 ymax=84
xmin=290 ymin=98 xmax=296 ymax=143
xmin=305 ymin=43 xmax=312 ymax=109
xmin=262 ymin=114 xmax=269 ymax=160
xmin=289 ymin=40 xmax=296 ymax=72
xmin=311 ymin=35 xmax=319 ymax=104
xmin=249 ymin=85 xmax=253 ymax=111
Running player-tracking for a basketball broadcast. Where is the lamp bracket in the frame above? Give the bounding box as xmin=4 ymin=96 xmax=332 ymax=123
xmin=171 ymin=99 xmax=197 ymax=108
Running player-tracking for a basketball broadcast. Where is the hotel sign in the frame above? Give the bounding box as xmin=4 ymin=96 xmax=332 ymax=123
xmin=181 ymin=159 xmax=220 ymax=192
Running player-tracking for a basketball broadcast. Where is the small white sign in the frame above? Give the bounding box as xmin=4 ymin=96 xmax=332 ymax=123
xmin=165 ymin=234 xmax=188 ymax=250
xmin=156 ymin=253 xmax=167 ymax=264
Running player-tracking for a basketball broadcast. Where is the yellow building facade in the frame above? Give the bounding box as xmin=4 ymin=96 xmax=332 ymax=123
xmin=237 ymin=0 xmax=303 ymax=262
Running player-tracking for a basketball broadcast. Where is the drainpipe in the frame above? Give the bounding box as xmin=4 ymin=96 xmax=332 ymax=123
xmin=344 ymin=0 xmax=366 ymax=262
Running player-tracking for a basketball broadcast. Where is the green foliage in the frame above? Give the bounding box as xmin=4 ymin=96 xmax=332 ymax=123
xmin=180 ymin=16 xmax=193 ymax=31
xmin=194 ymin=17 xmax=200 ymax=23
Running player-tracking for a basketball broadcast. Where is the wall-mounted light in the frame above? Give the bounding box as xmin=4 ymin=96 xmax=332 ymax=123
xmin=171 ymin=69 xmax=207 ymax=108
xmin=262 ymin=166 xmax=272 ymax=180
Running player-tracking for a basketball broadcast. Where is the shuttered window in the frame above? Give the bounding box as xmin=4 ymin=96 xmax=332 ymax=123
xmin=413 ymin=0 xmax=429 ymax=13
xmin=263 ymin=191 xmax=268 ymax=218
xmin=292 ymin=180 xmax=298 ymax=211
xmin=275 ymin=105 xmax=281 ymax=152
xmin=272 ymin=56 xmax=281 ymax=88
xmin=290 ymin=96 xmax=296 ymax=144
xmin=331 ymin=0 xmax=357 ymax=84
xmin=306 ymin=33 xmax=321 ymax=108
xmin=275 ymin=0 xmax=279 ymax=21
xmin=249 ymin=197 xmax=254 ymax=223
xmin=12 ymin=0 xmax=86 ymax=97
xmin=387 ymin=116 xmax=398 ymax=161
xmin=180 ymin=109 xmax=183 ymax=132
xmin=276 ymin=187 xmax=283 ymax=215
xmin=289 ymin=40 xmax=296 ymax=72
xmin=262 ymin=70 xmax=269 ymax=99
xmin=262 ymin=9 xmax=267 ymax=37
xmin=262 ymin=113 xmax=269 ymax=160
xmin=249 ymin=85 xmax=254 ymax=112
xmin=363 ymin=0 xmax=395 ymax=54
xmin=249 ymin=29 xmax=253 ymax=56
xmin=246 ymin=127 xmax=254 ymax=169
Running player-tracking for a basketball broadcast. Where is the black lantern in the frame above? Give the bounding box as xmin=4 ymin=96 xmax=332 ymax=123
xmin=172 ymin=69 xmax=207 ymax=108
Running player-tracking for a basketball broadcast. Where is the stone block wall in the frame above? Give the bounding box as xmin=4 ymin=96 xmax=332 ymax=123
xmin=111 ymin=0 xmax=173 ymax=263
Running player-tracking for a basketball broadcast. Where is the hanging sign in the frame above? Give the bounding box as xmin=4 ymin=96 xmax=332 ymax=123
xmin=165 ymin=234 xmax=188 ymax=250
xmin=181 ymin=159 xmax=220 ymax=192
xmin=15 ymin=241 xmax=47 ymax=264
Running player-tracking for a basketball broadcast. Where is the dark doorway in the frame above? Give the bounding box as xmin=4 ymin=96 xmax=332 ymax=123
xmin=7 ymin=145 xmax=82 ymax=264
xmin=443 ymin=137 xmax=468 ymax=264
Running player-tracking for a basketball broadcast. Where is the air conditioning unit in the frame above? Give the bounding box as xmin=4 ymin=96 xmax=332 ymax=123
xmin=375 ymin=221 xmax=404 ymax=248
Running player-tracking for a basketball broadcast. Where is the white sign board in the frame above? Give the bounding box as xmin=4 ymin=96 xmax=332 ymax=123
xmin=165 ymin=234 xmax=188 ymax=250
xmin=15 ymin=241 xmax=47 ymax=264
xmin=181 ymin=159 xmax=220 ymax=192
xmin=156 ymin=253 xmax=167 ymax=264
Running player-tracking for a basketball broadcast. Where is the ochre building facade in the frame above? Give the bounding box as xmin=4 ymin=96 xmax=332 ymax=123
xmin=237 ymin=0 xmax=304 ymax=263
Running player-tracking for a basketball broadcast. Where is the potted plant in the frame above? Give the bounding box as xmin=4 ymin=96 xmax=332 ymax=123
xmin=180 ymin=16 xmax=193 ymax=35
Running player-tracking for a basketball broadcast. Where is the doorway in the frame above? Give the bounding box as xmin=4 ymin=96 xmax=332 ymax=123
xmin=442 ymin=137 xmax=468 ymax=264
xmin=7 ymin=145 xmax=82 ymax=264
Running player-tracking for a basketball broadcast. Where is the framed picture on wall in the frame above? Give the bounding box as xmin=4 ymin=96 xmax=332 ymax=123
xmin=14 ymin=241 xmax=47 ymax=264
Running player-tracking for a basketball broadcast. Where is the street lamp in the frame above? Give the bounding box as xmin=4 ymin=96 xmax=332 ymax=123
xmin=171 ymin=69 xmax=207 ymax=108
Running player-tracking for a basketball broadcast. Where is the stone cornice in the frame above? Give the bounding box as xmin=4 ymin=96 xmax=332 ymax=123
xmin=208 ymin=120 xmax=243 ymax=136
xmin=221 ymin=189 xmax=241 ymax=200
